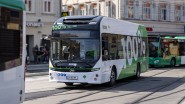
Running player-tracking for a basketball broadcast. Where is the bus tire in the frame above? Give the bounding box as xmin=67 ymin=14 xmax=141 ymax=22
xmin=107 ymin=68 xmax=116 ymax=87
xmin=170 ymin=58 xmax=176 ymax=67
xmin=150 ymin=65 xmax=154 ymax=68
xmin=80 ymin=83 xmax=88 ymax=86
xmin=65 ymin=82 xmax=73 ymax=86
xmin=134 ymin=63 xmax=141 ymax=79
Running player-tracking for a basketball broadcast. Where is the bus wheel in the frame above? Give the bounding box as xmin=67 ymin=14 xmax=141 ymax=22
xmin=170 ymin=58 xmax=176 ymax=67
xmin=65 ymin=83 xmax=73 ymax=86
xmin=150 ymin=65 xmax=154 ymax=68
xmin=107 ymin=69 xmax=116 ymax=87
xmin=80 ymin=83 xmax=88 ymax=86
xmin=134 ymin=63 xmax=141 ymax=79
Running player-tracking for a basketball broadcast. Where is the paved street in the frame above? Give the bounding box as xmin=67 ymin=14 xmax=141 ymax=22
xmin=23 ymin=67 xmax=185 ymax=104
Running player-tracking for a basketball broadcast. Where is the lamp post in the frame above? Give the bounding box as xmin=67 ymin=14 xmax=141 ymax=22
xmin=59 ymin=0 xmax=62 ymax=17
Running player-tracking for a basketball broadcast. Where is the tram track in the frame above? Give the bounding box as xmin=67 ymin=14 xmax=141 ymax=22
xmin=59 ymin=68 xmax=176 ymax=104
xmin=178 ymin=96 xmax=185 ymax=104
xmin=25 ymin=68 xmax=177 ymax=103
xmin=132 ymin=88 xmax=185 ymax=104
xmin=64 ymin=77 xmax=184 ymax=104
xmin=131 ymin=76 xmax=185 ymax=104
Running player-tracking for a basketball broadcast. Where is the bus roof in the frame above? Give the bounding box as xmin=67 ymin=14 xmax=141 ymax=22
xmin=100 ymin=17 xmax=146 ymax=37
xmin=0 ymin=0 xmax=25 ymax=10
xmin=54 ymin=15 xmax=103 ymax=25
xmin=52 ymin=16 xmax=147 ymax=37
xmin=174 ymin=36 xmax=185 ymax=39
xmin=62 ymin=15 xmax=101 ymax=19
xmin=52 ymin=15 xmax=104 ymax=31
xmin=163 ymin=36 xmax=185 ymax=40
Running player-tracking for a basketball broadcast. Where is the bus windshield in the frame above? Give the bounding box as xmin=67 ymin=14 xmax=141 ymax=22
xmin=51 ymin=38 xmax=100 ymax=63
xmin=148 ymin=37 xmax=159 ymax=57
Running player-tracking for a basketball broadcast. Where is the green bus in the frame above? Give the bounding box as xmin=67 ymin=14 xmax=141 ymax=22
xmin=149 ymin=36 xmax=185 ymax=67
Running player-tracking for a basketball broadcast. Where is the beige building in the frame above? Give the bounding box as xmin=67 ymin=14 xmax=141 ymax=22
xmin=25 ymin=0 xmax=61 ymax=61
xmin=62 ymin=0 xmax=185 ymax=35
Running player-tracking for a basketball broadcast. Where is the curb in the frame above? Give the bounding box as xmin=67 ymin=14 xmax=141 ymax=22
xmin=27 ymin=64 xmax=48 ymax=67
xmin=27 ymin=67 xmax=49 ymax=71
xmin=26 ymin=72 xmax=48 ymax=77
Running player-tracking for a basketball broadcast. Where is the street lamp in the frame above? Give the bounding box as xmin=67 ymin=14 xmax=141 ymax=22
xmin=59 ymin=0 xmax=62 ymax=17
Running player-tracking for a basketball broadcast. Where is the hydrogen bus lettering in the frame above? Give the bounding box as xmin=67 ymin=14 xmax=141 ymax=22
xmin=121 ymin=36 xmax=146 ymax=67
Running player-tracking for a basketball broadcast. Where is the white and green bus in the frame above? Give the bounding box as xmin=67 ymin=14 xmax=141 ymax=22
xmin=149 ymin=36 xmax=185 ymax=67
xmin=49 ymin=16 xmax=148 ymax=86
xmin=0 ymin=0 xmax=26 ymax=104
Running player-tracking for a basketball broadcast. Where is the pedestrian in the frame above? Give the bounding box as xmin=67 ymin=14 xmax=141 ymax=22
xmin=33 ymin=45 xmax=39 ymax=64
xmin=44 ymin=48 xmax=49 ymax=62
xmin=44 ymin=44 xmax=49 ymax=62
xmin=39 ymin=47 xmax=45 ymax=63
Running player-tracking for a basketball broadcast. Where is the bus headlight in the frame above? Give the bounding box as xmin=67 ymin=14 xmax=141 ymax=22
xmin=50 ymin=68 xmax=55 ymax=71
xmin=89 ymin=22 xmax=97 ymax=24
xmin=91 ymin=68 xmax=100 ymax=72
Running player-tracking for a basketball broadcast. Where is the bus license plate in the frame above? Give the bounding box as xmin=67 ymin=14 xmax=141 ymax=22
xmin=66 ymin=76 xmax=78 ymax=80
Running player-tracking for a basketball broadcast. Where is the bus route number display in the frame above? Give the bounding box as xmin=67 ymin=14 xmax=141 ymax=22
xmin=52 ymin=24 xmax=77 ymax=30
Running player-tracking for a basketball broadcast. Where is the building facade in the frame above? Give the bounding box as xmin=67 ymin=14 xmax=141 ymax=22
xmin=25 ymin=0 xmax=61 ymax=61
xmin=62 ymin=0 xmax=185 ymax=36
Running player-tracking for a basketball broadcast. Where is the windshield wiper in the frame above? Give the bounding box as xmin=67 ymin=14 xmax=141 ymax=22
xmin=83 ymin=61 xmax=92 ymax=67
xmin=54 ymin=60 xmax=65 ymax=66
xmin=73 ymin=57 xmax=93 ymax=67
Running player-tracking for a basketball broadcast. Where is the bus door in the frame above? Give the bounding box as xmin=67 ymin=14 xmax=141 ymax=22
xmin=102 ymin=34 xmax=110 ymax=72
xmin=179 ymin=41 xmax=185 ymax=64
xmin=160 ymin=39 xmax=171 ymax=64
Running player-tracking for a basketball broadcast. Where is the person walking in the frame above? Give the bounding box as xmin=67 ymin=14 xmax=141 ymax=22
xmin=33 ymin=45 xmax=39 ymax=64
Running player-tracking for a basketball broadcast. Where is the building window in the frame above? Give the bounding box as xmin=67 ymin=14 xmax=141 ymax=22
xmin=175 ymin=5 xmax=185 ymax=22
xmin=106 ymin=1 xmax=111 ymax=17
xmin=92 ymin=4 xmax=97 ymax=15
xmin=142 ymin=1 xmax=155 ymax=20
xmin=112 ymin=2 xmax=116 ymax=18
xmin=159 ymin=3 xmax=170 ymax=21
xmin=25 ymin=0 xmax=35 ymax=13
xmin=73 ymin=5 xmax=79 ymax=15
xmin=80 ymin=5 xmax=85 ymax=15
xmin=86 ymin=4 xmax=89 ymax=15
xmin=175 ymin=5 xmax=181 ymax=21
xmin=183 ymin=6 xmax=185 ymax=22
xmin=125 ymin=0 xmax=139 ymax=19
xmin=127 ymin=0 xmax=134 ymax=18
xmin=43 ymin=0 xmax=53 ymax=13
xmin=68 ymin=6 xmax=73 ymax=16
xmin=143 ymin=2 xmax=150 ymax=19
xmin=99 ymin=3 xmax=101 ymax=16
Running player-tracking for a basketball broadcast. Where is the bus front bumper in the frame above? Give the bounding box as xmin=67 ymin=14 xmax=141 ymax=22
xmin=49 ymin=70 xmax=104 ymax=84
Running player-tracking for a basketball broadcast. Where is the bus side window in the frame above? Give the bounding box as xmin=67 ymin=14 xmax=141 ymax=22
xmin=109 ymin=35 xmax=118 ymax=60
xmin=102 ymin=35 xmax=109 ymax=60
xmin=117 ymin=35 xmax=124 ymax=59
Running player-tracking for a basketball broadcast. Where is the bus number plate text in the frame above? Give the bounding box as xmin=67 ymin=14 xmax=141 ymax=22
xmin=66 ymin=76 xmax=78 ymax=80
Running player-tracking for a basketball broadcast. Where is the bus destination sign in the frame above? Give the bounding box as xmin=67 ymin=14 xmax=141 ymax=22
xmin=52 ymin=24 xmax=77 ymax=30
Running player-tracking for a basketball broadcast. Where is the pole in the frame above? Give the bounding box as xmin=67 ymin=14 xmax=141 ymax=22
xmin=59 ymin=0 xmax=62 ymax=17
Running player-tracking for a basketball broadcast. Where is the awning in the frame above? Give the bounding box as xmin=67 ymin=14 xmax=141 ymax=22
xmin=0 ymin=0 xmax=25 ymax=10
